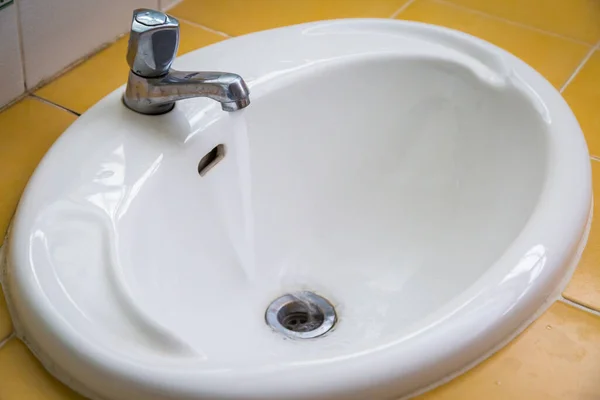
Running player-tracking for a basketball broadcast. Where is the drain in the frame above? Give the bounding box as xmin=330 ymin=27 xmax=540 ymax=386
xmin=265 ymin=291 xmax=336 ymax=339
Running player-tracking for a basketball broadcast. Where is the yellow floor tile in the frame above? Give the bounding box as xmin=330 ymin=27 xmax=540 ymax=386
xmin=397 ymin=0 xmax=590 ymax=89
xmin=36 ymin=22 xmax=225 ymax=114
xmin=0 ymin=97 xmax=77 ymax=246
xmin=562 ymin=51 xmax=600 ymax=158
xmin=169 ymin=0 xmax=409 ymax=36
xmin=564 ymin=160 xmax=600 ymax=310
xmin=0 ymin=338 xmax=85 ymax=400
xmin=416 ymin=301 xmax=600 ymax=400
xmin=0 ymin=285 xmax=13 ymax=342
xmin=444 ymin=0 xmax=600 ymax=44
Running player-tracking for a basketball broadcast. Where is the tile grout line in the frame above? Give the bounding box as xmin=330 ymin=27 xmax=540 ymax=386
xmin=174 ymin=16 xmax=232 ymax=38
xmin=0 ymin=91 xmax=29 ymax=114
xmin=13 ymin=0 xmax=28 ymax=90
xmin=161 ymin=0 xmax=184 ymax=11
xmin=559 ymin=296 xmax=600 ymax=318
xmin=560 ymin=41 xmax=600 ymax=93
xmin=0 ymin=31 xmax=128 ymax=114
xmin=433 ymin=0 xmax=593 ymax=47
xmin=390 ymin=0 xmax=418 ymax=18
xmin=0 ymin=332 xmax=15 ymax=350
xmin=0 ymin=241 xmax=12 ymax=352
xmin=29 ymin=32 xmax=128 ymax=93
xmin=30 ymin=94 xmax=80 ymax=116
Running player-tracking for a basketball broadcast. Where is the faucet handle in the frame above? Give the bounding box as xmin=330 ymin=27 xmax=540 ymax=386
xmin=127 ymin=9 xmax=179 ymax=78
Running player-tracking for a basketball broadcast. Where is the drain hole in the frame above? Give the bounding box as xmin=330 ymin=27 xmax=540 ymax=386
xmin=279 ymin=304 xmax=325 ymax=332
xmin=283 ymin=313 xmax=309 ymax=327
xmin=198 ymin=144 xmax=225 ymax=176
xmin=266 ymin=292 xmax=336 ymax=339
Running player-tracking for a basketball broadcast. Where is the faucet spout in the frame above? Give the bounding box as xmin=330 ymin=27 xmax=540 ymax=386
xmin=122 ymin=9 xmax=250 ymax=115
xmin=124 ymin=70 xmax=251 ymax=114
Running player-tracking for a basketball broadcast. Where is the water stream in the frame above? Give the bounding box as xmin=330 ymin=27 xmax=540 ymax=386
xmin=227 ymin=113 xmax=256 ymax=281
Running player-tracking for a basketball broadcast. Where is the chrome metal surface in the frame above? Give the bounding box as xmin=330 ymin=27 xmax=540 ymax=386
xmin=124 ymin=9 xmax=250 ymax=115
xmin=265 ymin=292 xmax=337 ymax=340
xmin=135 ymin=9 xmax=167 ymax=26
xmin=127 ymin=9 xmax=179 ymax=78
xmin=123 ymin=70 xmax=250 ymax=114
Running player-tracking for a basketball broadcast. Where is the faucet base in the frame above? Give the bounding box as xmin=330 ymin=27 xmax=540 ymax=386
xmin=122 ymin=96 xmax=175 ymax=115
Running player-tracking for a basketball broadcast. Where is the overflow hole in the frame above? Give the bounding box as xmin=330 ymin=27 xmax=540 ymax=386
xmin=198 ymin=144 xmax=226 ymax=176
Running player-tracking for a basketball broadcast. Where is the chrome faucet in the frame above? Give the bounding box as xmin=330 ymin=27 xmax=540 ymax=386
xmin=123 ymin=9 xmax=250 ymax=115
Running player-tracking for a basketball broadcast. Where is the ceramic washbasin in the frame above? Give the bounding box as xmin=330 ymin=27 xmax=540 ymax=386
xmin=2 ymin=19 xmax=592 ymax=400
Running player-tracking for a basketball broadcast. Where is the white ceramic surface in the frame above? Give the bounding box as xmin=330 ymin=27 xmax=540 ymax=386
xmin=3 ymin=20 xmax=592 ymax=400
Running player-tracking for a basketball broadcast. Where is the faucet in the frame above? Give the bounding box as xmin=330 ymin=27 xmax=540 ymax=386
xmin=123 ymin=9 xmax=250 ymax=115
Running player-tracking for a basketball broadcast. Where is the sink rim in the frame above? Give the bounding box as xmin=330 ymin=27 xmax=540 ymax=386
xmin=3 ymin=18 xmax=592 ymax=400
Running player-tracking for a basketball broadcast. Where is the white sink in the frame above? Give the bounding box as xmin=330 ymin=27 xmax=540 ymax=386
xmin=2 ymin=19 xmax=592 ymax=400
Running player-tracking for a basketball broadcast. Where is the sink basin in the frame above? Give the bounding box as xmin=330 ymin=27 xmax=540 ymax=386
xmin=2 ymin=19 xmax=592 ymax=400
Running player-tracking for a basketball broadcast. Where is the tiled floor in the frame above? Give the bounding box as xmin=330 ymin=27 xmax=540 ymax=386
xmin=1 ymin=0 xmax=600 ymax=399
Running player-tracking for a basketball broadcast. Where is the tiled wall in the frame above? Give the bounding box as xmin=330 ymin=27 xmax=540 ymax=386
xmin=0 ymin=0 xmax=180 ymax=109
xmin=0 ymin=3 xmax=25 ymax=107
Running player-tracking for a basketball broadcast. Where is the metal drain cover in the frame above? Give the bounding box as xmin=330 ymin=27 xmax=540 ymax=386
xmin=265 ymin=291 xmax=336 ymax=339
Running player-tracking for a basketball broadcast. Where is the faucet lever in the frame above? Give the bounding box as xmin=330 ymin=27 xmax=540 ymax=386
xmin=127 ymin=9 xmax=179 ymax=78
